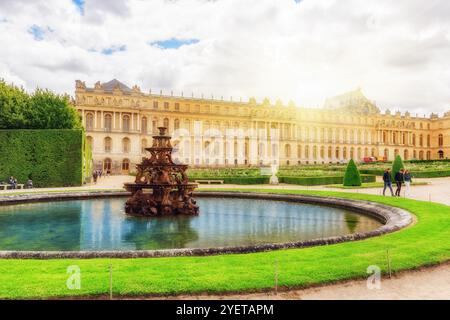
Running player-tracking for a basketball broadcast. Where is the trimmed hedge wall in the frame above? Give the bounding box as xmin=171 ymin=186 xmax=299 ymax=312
xmin=279 ymin=174 xmax=376 ymax=186
xmin=190 ymin=176 xmax=270 ymax=184
xmin=360 ymin=169 xmax=450 ymax=178
xmin=0 ymin=129 xmax=84 ymax=187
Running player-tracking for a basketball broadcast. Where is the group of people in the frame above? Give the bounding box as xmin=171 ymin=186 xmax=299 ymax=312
xmin=2 ymin=176 xmax=33 ymax=189
xmin=92 ymin=169 xmax=104 ymax=184
xmin=382 ymin=168 xmax=412 ymax=197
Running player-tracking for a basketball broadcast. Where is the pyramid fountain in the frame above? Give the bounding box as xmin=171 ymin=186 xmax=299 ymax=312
xmin=124 ymin=127 xmax=199 ymax=216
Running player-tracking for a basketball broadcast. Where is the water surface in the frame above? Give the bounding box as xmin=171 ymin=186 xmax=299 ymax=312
xmin=0 ymin=197 xmax=382 ymax=251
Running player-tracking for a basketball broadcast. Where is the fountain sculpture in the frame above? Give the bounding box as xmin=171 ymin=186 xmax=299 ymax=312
xmin=124 ymin=127 xmax=199 ymax=216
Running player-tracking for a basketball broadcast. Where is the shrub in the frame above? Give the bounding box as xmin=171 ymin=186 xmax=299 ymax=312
xmin=391 ymin=155 xmax=405 ymax=180
xmin=343 ymin=159 xmax=362 ymax=186
xmin=279 ymin=174 xmax=375 ymax=186
xmin=0 ymin=130 xmax=85 ymax=187
xmin=190 ymin=176 xmax=269 ymax=184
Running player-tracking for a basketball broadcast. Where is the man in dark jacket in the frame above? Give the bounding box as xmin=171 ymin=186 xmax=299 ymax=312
xmin=394 ymin=168 xmax=404 ymax=196
xmin=383 ymin=169 xmax=394 ymax=196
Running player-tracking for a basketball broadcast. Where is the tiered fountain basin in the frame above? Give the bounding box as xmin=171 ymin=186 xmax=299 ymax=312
xmin=0 ymin=191 xmax=412 ymax=259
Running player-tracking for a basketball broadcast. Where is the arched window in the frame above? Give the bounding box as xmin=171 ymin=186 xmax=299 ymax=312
xmin=297 ymin=145 xmax=302 ymax=158
xmin=103 ymin=158 xmax=112 ymax=172
xmin=412 ymin=134 xmax=416 ymax=146
xmin=419 ymin=134 xmax=423 ymax=147
xmin=427 ymin=134 xmax=430 ymax=147
xmin=174 ymin=119 xmax=180 ymax=130
xmin=104 ymin=137 xmax=112 ymax=153
xmin=163 ymin=118 xmax=169 ymax=131
xmin=285 ymin=144 xmax=291 ymax=158
xmin=438 ymin=134 xmax=443 ymax=147
xmin=122 ymin=115 xmax=130 ymax=132
xmin=86 ymin=113 xmax=94 ymax=131
xmin=141 ymin=139 xmax=147 ymax=154
xmin=384 ymin=148 xmax=389 ymax=160
xmin=335 ymin=147 xmax=340 ymax=159
xmin=86 ymin=136 xmax=93 ymax=151
xmin=104 ymin=113 xmax=112 ymax=131
xmin=438 ymin=150 xmax=444 ymax=159
xmin=419 ymin=150 xmax=424 ymax=160
xmin=122 ymin=159 xmax=130 ymax=173
xmin=305 ymin=145 xmax=309 ymax=158
xmin=122 ymin=137 xmax=130 ymax=153
xmin=404 ymin=149 xmax=409 ymax=160
xmin=328 ymin=146 xmax=332 ymax=158
xmin=141 ymin=117 xmax=147 ymax=134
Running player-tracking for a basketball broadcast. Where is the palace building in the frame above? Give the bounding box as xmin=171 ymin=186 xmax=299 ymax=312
xmin=74 ymin=79 xmax=450 ymax=174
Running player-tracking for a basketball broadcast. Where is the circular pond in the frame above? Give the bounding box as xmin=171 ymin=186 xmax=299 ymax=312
xmin=0 ymin=197 xmax=382 ymax=251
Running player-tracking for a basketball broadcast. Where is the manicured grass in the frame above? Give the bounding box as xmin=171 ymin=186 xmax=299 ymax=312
xmin=0 ymin=189 xmax=449 ymax=299
xmin=0 ymin=188 xmax=124 ymax=196
xmin=326 ymin=182 xmax=428 ymax=189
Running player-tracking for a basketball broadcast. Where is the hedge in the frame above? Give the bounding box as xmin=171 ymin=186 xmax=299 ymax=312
xmin=279 ymin=174 xmax=375 ymax=186
xmin=360 ymin=169 xmax=450 ymax=178
xmin=0 ymin=129 xmax=85 ymax=187
xmin=190 ymin=176 xmax=269 ymax=184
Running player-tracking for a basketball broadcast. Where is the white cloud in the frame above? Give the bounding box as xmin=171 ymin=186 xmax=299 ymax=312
xmin=0 ymin=0 xmax=449 ymax=115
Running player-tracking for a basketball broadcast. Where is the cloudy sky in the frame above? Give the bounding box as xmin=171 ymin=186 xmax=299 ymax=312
xmin=1 ymin=0 xmax=449 ymax=115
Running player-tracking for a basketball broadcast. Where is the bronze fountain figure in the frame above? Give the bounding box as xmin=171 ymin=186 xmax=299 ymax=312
xmin=124 ymin=127 xmax=199 ymax=216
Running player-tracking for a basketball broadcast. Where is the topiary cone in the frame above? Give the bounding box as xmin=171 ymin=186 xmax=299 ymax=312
xmin=391 ymin=155 xmax=405 ymax=180
xmin=343 ymin=159 xmax=362 ymax=186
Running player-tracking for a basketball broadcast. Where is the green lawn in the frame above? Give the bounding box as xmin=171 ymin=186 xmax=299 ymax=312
xmin=0 ymin=189 xmax=449 ymax=299
xmin=326 ymin=182 xmax=428 ymax=189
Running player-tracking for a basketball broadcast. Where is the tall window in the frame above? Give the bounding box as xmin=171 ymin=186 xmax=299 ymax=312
xmin=174 ymin=119 xmax=180 ymax=130
xmin=164 ymin=102 xmax=169 ymax=110
xmin=175 ymin=103 xmax=180 ymax=111
xmin=122 ymin=115 xmax=130 ymax=132
xmin=163 ymin=118 xmax=169 ymax=131
xmin=141 ymin=117 xmax=147 ymax=134
xmin=419 ymin=134 xmax=423 ymax=147
xmin=285 ymin=144 xmax=291 ymax=158
xmin=104 ymin=137 xmax=112 ymax=153
xmin=86 ymin=113 xmax=94 ymax=131
xmin=103 ymin=158 xmax=112 ymax=172
xmin=438 ymin=134 xmax=443 ymax=147
xmin=104 ymin=114 xmax=112 ymax=131
xmin=122 ymin=137 xmax=130 ymax=153
xmin=141 ymin=139 xmax=147 ymax=154
xmin=122 ymin=159 xmax=130 ymax=172
xmin=86 ymin=136 xmax=93 ymax=151
xmin=153 ymin=101 xmax=158 ymax=109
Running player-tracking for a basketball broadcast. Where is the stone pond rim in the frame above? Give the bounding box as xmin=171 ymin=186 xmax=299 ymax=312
xmin=0 ymin=191 xmax=413 ymax=259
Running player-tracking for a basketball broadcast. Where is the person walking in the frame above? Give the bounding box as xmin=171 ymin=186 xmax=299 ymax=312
xmin=93 ymin=171 xmax=98 ymax=184
xmin=383 ymin=169 xmax=394 ymax=196
xmin=403 ymin=169 xmax=412 ymax=197
xmin=394 ymin=168 xmax=404 ymax=197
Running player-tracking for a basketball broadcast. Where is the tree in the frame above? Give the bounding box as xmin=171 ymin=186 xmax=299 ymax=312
xmin=391 ymin=155 xmax=405 ymax=180
xmin=343 ymin=159 xmax=362 ymax=186
xmin=27 ymin=89 xmax=82 ymax=129
xmin=0 ymin=80 xmax=81 ymax=129
xmin=0 ymin=80 xmax=31 ymax=129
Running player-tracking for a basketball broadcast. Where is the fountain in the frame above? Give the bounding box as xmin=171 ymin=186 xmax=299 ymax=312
xmin=123 ymin=127 xmax=199 ymax=216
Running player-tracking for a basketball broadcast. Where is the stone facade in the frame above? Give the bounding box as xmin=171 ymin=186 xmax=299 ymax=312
xmin=74 ymin=79 xmax=450 ymax=174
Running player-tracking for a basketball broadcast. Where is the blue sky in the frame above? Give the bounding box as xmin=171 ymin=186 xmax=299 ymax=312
xmin=150 ymin=38 xmax=200 ymax=50
xmin=72 ymin=0 xmax=85 ymax=14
